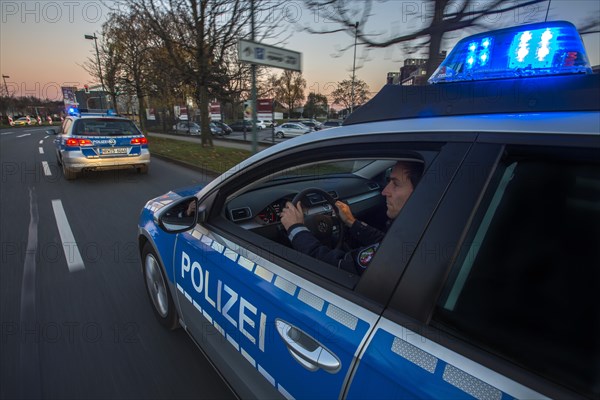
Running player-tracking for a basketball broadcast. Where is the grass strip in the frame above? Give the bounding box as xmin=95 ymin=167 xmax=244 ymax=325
xmin=148 ymin=136 xmax=251 ymax=174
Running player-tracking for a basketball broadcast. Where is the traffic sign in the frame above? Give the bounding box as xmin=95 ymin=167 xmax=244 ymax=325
xmin=238 ymin=39 xmax=302 ymax=72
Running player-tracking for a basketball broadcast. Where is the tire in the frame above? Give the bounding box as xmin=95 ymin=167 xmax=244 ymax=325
xmin=142 ymin=243 xmax=179 ymax=330
xmin=276 ymin=131 xmax=284 ymax=138
xmin=138 ymin=164 xmax=149 ymax=174
xmin=62 ymin=162 xmax=77 ymax=180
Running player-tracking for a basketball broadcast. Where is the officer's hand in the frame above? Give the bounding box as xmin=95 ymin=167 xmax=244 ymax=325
xmin=280 ymin=202 xmax=304 ymax=230
xmin=335 ymin=201 xmax=356 ymax=227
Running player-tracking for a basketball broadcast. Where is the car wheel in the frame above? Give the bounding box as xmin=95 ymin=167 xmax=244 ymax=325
xmin=142 ymin=243 xmax=179 ymax=330
xmin=276 ymin=131 xmax=284 ymax=138
xmin=62 ymin=163 xmax=77 ymax=180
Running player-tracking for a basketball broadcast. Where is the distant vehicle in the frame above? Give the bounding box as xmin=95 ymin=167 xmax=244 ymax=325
xmin=255 ymin=120 xmax=267 ymax=129
xmin=12 ymin=116 xmax=31 ymax=126
xmin=275 ymin=122 xmax=311 ymax=138
xmin=50 ymin=109 xmax=150 ymax=180
xmin=211 ymin=121 xmax=232 ymax=135
xmin=209 ymin=122 xmax=224 ymax=136
xmin=322 ymin=120 xmax=343 ymax=129
xmin=289 ymin=119 xmax=322 ymax=130
xmin=261 ymin=119 xmax=277 ymax=128
xmin=173 ymin=122 xmax=200 ymax=135
xmin=173 ymin=121 xmax=224 ymax=136
xmin=228 ymin=120 xmax=254 ymax=131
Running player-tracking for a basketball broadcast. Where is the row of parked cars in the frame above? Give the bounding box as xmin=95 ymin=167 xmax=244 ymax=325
xmin=172 ymin=119 xmax=344 ymax=137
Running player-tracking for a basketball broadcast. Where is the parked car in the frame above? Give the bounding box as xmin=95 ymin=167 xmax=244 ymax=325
xmin=173 ymin=121 xmax=200 ymax=135
xmin=12 ymin=116 xmax=32 ymax=126
xmin=275 ymin=122 xmax=312 ymax=138
xmin=322 ymin=120 xmax=343 ymax=129
xmin=290 ymin=119 xmax=323 ymax=130
xmin=228 ymin=120 xmax=254 ymax=131
xmin=211 ymin=120 xmax=232 ymax=135
xmin=137 ymin=21 xmax=600 ymax=400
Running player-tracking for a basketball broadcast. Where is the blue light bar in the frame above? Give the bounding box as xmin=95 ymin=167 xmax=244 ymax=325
xmin=429 ymin=21 xmax=591 ymax=84
xmin=67 ymin=107 xmax=80 ymax=116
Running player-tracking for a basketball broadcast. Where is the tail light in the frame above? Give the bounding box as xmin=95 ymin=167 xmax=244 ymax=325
xmin=66 ymin=138 xmax=93 ymax=147
xmin=130 ymin=137 xmax=148 ymax=145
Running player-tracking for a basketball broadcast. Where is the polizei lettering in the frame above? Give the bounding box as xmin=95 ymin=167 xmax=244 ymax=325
xmin=181 ymin=251 xmax=266 ymax=352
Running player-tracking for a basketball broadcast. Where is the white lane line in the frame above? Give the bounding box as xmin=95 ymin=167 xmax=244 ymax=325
xmin=20 ymin=187 xmax=42 ymax=398
xmin=17 ymin=133 xmax=31 ymax=138
xmin=44 ymin=135 xmax=49 ymax=139
xmin=51 ymin=199 xmax=85 ymax=272
xmin=41 ymin=161 xmax=51 ymax=175
xmin=1 ymin=131 xmax=15 ymax=135
xmin=39 ymin=147 xmax=45 ymax=154
xmin=39 ymin=140 xmax=43 ymax=144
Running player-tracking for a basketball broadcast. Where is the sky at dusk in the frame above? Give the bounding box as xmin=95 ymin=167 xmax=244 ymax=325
xmin=1 ymin=0 xmax=599 ymax=103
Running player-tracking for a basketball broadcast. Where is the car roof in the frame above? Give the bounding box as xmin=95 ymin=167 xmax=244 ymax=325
xmin=344 ymin=74 xmax=599 ymax=126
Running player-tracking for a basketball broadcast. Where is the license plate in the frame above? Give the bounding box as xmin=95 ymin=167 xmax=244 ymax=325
xmin=100 ymin=147 xmax=128 ymax=155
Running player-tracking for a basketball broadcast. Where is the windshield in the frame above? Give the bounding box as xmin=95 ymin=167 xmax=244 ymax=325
xmin=74 ymin=118 xmax=141 ymax=136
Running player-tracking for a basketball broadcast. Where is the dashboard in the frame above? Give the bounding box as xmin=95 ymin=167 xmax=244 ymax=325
xmin=226 ymin=176 xmax=385 ymax=233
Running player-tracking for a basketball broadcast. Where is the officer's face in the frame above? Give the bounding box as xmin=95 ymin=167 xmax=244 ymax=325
xmin=381 ymin=165 xmax=414 ymax=219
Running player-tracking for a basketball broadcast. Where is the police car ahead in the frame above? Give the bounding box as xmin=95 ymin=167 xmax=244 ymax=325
xmin=48 ymin=109 xmax=150 ymax=180
xmin=138 ymin=21 xmax=599 ymax=399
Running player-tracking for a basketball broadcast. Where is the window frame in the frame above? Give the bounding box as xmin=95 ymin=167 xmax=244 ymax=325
xmin=202 ymin=132 xmax=475 ymax=309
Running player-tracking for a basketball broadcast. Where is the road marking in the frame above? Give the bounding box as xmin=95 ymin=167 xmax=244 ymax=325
xmin=20 ymin=187 xmax=42 ymax=398
xmin=51 ymin=199 xmax=85 ymax=272
xmin=1 ymin=131 xmax=14 ymax=135
xmin=41 ymin=161 xmax=51 ymax=175
xmin=39 ymin=140 xmax=43 ymax=144
xmin=17 ymin=133 xmax=31 ymax=138
xmin=39 ymin=147 xmax=45 ymax=154
xmin=44 ymin=135 xmax=49 ymax=139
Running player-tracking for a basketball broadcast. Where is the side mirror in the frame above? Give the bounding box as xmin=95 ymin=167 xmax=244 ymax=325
xmin=46 ymin=128 xmax=58 ymax=135
xmin=154 ymin=196 xmax=199 ymax=233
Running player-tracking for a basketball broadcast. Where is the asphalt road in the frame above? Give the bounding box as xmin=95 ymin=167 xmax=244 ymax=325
xmin=0 ymin=126 xmax=235 ymax=399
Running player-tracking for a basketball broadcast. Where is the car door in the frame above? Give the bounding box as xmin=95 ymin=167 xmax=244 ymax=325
xmin=171 ymin=134 xmax=474 ymax=398
xmin=351 ymin=135 xmax=600 ymax=399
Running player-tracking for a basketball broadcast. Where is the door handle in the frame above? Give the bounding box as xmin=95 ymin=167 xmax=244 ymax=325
xmin=275 ymin=319 xmax=341 ymax=373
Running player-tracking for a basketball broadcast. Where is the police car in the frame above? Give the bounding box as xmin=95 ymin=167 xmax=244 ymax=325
xmin=50 ymin=109 xmax=150 ymax=180
xmin=137 ymin=21 xmax=599 ymax=399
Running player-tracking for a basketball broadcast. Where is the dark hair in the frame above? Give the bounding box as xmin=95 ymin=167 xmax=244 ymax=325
xmin=395 ymin=161 xmax=424 ymax=188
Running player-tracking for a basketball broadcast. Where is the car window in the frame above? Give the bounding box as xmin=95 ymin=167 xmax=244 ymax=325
xmin=205 ymin=141 xmax=441 ymax=296
xmin=433 ymin=149 xmax=600 ymax=398
xmin=74 ymin=118 xmax=141 ymax=136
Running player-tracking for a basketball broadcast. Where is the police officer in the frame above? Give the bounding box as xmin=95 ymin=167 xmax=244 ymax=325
xmin=281 ymin=161 xmax=423 ymax=275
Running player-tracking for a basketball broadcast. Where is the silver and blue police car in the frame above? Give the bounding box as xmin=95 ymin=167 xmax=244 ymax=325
xmin=138 ymin=21 xmax=599 ymax=399
xmin=50 ymin=109 xmax=150 ymax=180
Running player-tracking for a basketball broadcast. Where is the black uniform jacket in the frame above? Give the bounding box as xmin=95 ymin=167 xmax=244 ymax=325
xmin=288 ymin=220 xmax=387 ymax=275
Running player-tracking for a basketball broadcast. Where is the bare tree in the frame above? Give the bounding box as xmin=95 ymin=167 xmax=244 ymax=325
xmin=331 ymin=78 xmax=369 ymax=112
xmin=303 ymin=0 xmax=548 ymax=79
xmin=116 ymin=0 xmax=288 ymax=147
xmin=271 ymin=70 xmax=307 ymax=118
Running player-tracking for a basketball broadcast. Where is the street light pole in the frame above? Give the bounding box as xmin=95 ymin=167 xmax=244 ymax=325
xmin=84 ymin=33 xmax=105 ymax=109
xmin=350 ymin=21 xmax=359 ymax=115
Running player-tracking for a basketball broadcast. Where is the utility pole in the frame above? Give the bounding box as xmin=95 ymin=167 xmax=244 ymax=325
xmin=350 ymin=22 xmax=359 ymax=115
xmin=250 ymin=0 xmax=258 ymax=154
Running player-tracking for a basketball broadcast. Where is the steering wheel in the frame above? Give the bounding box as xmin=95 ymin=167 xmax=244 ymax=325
xmin=291 ymin=188 xmax=345 ymax=249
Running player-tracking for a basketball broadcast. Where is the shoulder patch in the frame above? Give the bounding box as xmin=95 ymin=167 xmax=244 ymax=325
xmin=357 ymin=243 xmax=380 ymax=269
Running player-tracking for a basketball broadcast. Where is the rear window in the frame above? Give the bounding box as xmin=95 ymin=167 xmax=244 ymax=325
xmin=73 ymin=118 xmax=141 ymax=136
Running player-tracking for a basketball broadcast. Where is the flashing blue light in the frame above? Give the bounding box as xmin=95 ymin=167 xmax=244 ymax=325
xmin=106 ymin=109 xmax=117 ymax=116
xmin=429 ymin=21 xmax=591 ymax=84
xmin=67 ymin=107 xmax=79 ymax=116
